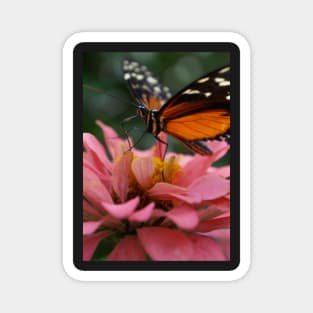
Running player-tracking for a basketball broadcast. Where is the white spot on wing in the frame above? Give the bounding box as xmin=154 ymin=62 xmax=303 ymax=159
xmin=219 ymin=67 xmax=230 ymax=74
xmin=219 ymin=81 xmax=230 ymax=86
xmin=226 ymin=95 xmax=230 ymax=100
xmin=154 ymin=86 xmax=161 ymax=93
xmin=214 ymin=77 xmax=225 ymax=83
xmin=136 ymin=74 xmax=144 ymax=80
xmin=128 ymin=62 xmax=138 ymax=70
xmin=183 ymin=89 xmax=201 ymax=95
xmin=204 ymin=92 xmax=212 ymax=98
xmin=124 ymin=73 xmax=131 ymax=80
xmin=142 ymin=85 xmax=151 ymax=91
xmin=147 ymin=76 xmax=158 ymax=84
xmin=197 ymin=77 xmax=210 ymax=83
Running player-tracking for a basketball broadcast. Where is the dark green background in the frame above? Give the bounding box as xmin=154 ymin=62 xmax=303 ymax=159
xmin=83 ymin=52 xmax=230 ymax=162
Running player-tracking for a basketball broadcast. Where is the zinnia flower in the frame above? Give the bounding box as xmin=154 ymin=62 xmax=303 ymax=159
xmin=83 ymin=120 xmax=230 ymax=261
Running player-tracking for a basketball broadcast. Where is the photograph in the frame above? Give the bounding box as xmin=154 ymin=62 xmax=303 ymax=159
xmin=81 ymin=50 xmax=233 ymax=263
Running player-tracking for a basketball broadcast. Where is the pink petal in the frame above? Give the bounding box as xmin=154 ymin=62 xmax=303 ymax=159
xmin=188 ymin=173 xmax=230 ymax=201
xmin=207 ymin=229 xmax=230 ymax=259
xmin=112 ymin=151 xmax=133 ymax=202
xmin=198 ymin=206 xmax=224 ymax=220
xmin=153 ymin=132 xmax=167 ymax=158
xmin=83 ymin=199 xmax=102 ymax=218
xmin=193 ymin=215 xmax=230 ymax=233
xmin=148 ymin=182 xmax=201 ymax=203
xmin=207 ymin=197 xmax=230 ymax=213
xmin=174 ymin=154 xmax=193 ymax=167
xmin=96 ymin=120 xmax=127 ymax=159
xmin=101 ymin=196 xmax=139 ymax=219
xmin=188 ymin=234 xmax=227 ymax=261
xmin=83 ymin=133 xmax=112 ymax=173
xmin=101 ymin=215 xmax=124 ymax=228
xmin=83 ymin=157 xmax=112 ymax=192
xmin=128 ymin=202 xmax=155 ymax=222
xmin=107 ymin=235 xmax=147 ymax=261
xmin=174 ymin=154 xmax=217 ymax=187
xmin=83 ymin=230 xmax=113 ymax=261
xmin=131 ymin=157 xmax=155 ymax=190
xmin=147 ymin=208 xmax=166 ymax=224
xmin=208 ymin=165 xmax=230 ymax=178
xmin=137 ymin=227 xmax=194 ymax=260
xmin=207 ymin=140 xmax=230 ymax=160
xmin=132 ymin=147 xmax=154 ymax=158
xmin=83 ymin=220 xmax=104 ymax=235
xmin=83 ymin=167 xmax=113 ymax=207
xmin=166 ymin=205 xmax=199 ymax=230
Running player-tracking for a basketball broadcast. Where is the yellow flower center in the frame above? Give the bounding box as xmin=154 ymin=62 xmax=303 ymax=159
xmin=151 ymin=156 xmax=181 ymax=185
xmin=126 ymin=155 xmax=182 ymax=211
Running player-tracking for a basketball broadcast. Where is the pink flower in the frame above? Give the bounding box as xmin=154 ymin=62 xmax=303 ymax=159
xmin=83 ymin=120 xmax=230 ymax=261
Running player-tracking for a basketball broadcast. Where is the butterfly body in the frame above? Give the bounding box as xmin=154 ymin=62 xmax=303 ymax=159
xmin=123 ymin=59 xmax=230 ymax=155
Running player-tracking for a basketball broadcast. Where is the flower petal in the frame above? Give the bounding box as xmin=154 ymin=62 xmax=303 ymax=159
xmin=193 ymin=215 xmax=230 ymax=232
xmin=198 ymin=206 xmax=224 ymax=221
xmin=174 ymin=141 xmax=229 ymax=187
xmin=83 ymin=230 xmax=113 ymax=261
xmin=148 ymin=182 xmax=201 ymax=203
xmin=137 ymin=227 xmax=194 ymax=260
xmin=207 ymin=229 xmax=230 ymax=259
xmin=112 ymin=151 xmax=133 ymax=202
xmin=207 ymin=197 xmax=230 ymax=213
xmin=148 ymin=208 xmax=166 ymax=224
xmin=83 ymin=220 xmax=104 ymax=235
xmin=208 ymin=165 xmax=230 ymax=178
xmin=188 ymin=234 xmax=227 ymax=260
xmin=101 ymin=215 xmax=124 ymax=228
xmin=83 ymin=199 xmax=102 ymax=218
xmin=174 ymin=154 xmax=216 ymax=187
xmin=188 ymin=173 xmax=230 ymax=201
xmin=153 ymin=132 xmax=167 ymax=158
xmin=128 ymin=202 xmax=155 ymax=222
xmin=83 ymin=157 xmax=112 ymax=192
xmin=131 ymin=157 xmax=155 ymax=190
xmin=132 ymin=147 xmax=154 ymax=158
xmin=207 ymin=140 xmax=230 ymax=160
xmin=107 ymin=235 xmax=147 ymax=261
xmin=166 ymin=205 xmax=199 ymax=230
xmin=101 ymin=196 xmax=139 ymax=219
xmin=96 ymin=120 xmax=127 ymax=159
xmin=83 ymin=167 xmax=113 ymax=207
xmin=83 ymin=133 xmax=112 ymax=173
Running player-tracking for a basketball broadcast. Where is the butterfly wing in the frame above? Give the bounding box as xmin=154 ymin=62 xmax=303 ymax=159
xmin=123 ymin=60 xmax=172 ymax=110
xmin=159 ymin=66 xmax=230 ymax=142
xmin=123 ymin=60 xmax=230 ymax=155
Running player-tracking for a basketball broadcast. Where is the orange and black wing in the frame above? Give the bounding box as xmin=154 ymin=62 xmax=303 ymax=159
xmin=123 ymin=59 xmax=172 ymax=110
xmin=159 ymin=66 xmax=231 ymax=143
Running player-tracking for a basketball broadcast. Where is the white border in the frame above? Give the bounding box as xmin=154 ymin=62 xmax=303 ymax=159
xmin=62 ymin=32 xmax=251 ymax=281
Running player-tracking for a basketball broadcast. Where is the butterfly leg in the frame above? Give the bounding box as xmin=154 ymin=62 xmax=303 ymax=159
xmin=153 ymin=135 xmax=169 ymax=182
xmin=154 ymin=135 xmax=168 ymax=161
xmin=120 ymin=114 xmax=138 ymax=149
xmin=125 ymin=131 xmax=148 ymax=152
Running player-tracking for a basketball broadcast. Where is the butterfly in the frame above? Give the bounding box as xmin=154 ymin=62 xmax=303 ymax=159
xmin=123 ymin=59 xmax=230 ymax=155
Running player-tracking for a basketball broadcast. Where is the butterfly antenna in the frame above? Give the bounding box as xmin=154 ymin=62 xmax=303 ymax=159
xmin=83 ymin=84 xmax=139 ymax=107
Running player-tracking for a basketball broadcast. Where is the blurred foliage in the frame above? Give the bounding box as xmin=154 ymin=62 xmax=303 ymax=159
xmin=83 ymin=52 xmax=230 ymax=164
